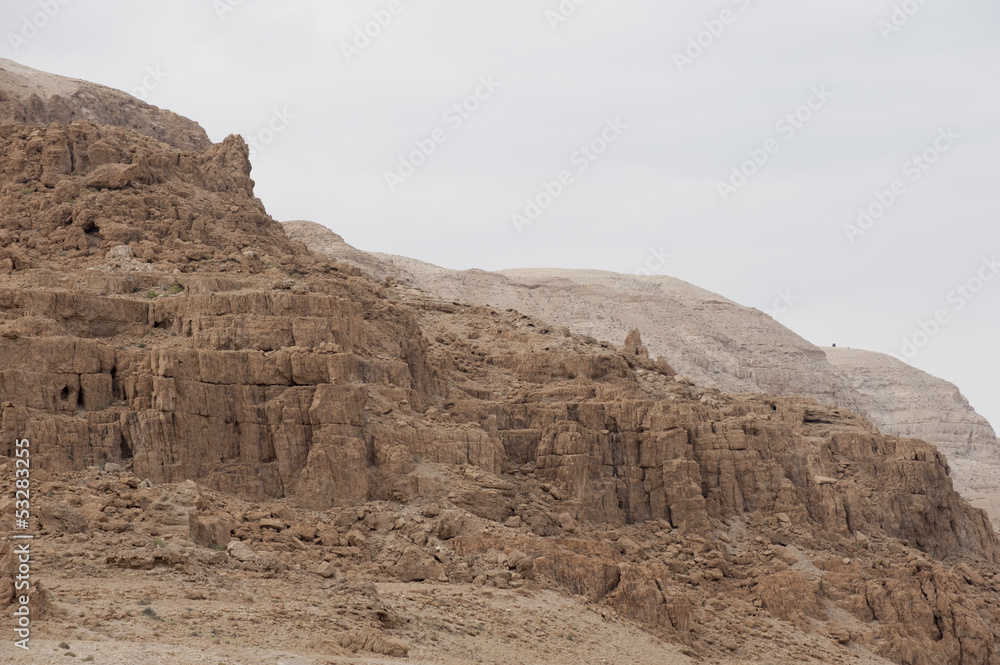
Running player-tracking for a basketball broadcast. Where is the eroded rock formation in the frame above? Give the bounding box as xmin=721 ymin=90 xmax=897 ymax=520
xmin=285 ymin=220 xmax=1000 ymax=525
xmin=0 ymin=63 xmax=999 ymax=664
xmin=0 ymin=57 xmax=210 ymax=151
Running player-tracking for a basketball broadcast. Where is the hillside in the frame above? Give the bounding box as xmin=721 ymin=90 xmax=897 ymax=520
xmin=1 ymin=62 xmax=999 ymax=665
xmin=284 ymin=220 xmax=1000 ymax=523
xmin=0 ymin=58 xmax=210 ymax=151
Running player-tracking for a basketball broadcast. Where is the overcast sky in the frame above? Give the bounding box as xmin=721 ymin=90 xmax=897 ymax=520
xmin=3 ymin=0 xmax=998 ymax=430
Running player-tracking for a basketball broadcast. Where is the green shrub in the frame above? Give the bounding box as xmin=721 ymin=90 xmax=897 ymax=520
xmin=141 ymin=607 xmax=163 ymax=621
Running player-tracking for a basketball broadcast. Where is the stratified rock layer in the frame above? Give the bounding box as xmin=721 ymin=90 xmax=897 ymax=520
xmin=0 ymin=57 xmax=210 ymax=151
xmin=284 ymin=220 xmax=1000 ymax=520
xmin=1 ymin=62 xmax=999 ymax=665
xmin=825 ymin=347 xmax=998 ymax=462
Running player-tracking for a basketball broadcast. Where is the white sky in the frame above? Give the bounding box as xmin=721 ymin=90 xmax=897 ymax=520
xmin=3 ymin=0 xmax=998 ymax=430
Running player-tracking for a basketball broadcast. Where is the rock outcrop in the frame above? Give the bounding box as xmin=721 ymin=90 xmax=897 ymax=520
xmin=0 ymin=58 xmax=211 ymax=151
xmin=825 ymin=347 xmax=998 ymax=462
xmin=2 ymin=62 xmax=1000 ymax=665
xmin=284 ymin=220 xmax=1000 ymax=522
xmin=0 ymin=120 xmax=315 ymax=269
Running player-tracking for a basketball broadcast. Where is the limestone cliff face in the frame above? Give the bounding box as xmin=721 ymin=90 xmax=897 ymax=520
xmin=284 ymin=220 xmax=1000 ymax=511
xmin=0 ymin=120 xmax=313 ymax=272
xmin=0 ymin=58 xmax=211 ymax=151
xmin=281 ymin=221 xmax=866 ymax=409
xmin=825 ymin=347 xmax=999 ymax=462
xmin=2 ymin=63 xmax=1000 ymax=665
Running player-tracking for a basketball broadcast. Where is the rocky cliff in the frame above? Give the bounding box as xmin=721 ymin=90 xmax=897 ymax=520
xmin=284 ymin=220 xmax=1000 ymax=523
xmin=825 ymin=348 xmax=998 ymax=462
xmin=0 ymin=58 xmax=210 ymax=151
xmin=1 ymin=63 xmax=1000 ymax=665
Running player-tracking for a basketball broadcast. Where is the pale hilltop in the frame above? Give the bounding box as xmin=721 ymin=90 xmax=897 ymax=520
xmin=0 ymin=57 xmax=210 ymax=151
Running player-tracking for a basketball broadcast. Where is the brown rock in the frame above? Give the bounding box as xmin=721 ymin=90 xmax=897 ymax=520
xmin=339 ymin=629 xmax=409 ymax=658
xmin=37 ymin=503 xmax=88 ymax=534
xmin=188 ymin=513 xmax=233 ymax=548
xmin=436 ymin=510 xmax=465 ymax=540
xmin=757 ymin=570 xmax=826 ymax=628
xmin=394 ymin=546 xmax=443 ymax=582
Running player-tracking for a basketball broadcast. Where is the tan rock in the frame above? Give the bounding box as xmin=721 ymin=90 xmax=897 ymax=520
xmin=226 ymin=539 xmax=257 ymax=563
xmin=394 ymin=546 xmax=443 ymax=582
xmin=188 ymin=513 xmax=233 ymax=548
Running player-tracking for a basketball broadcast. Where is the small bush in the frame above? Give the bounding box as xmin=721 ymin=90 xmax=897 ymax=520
xmin=59 ymin=642 xmax=70 ymax=649
xmin=83 ymin=657 xmax=94 ymax=662
xmin=168 ymin=284 xmax=184 ymax=295
xmin=20 ymin=187 xmax=34 ymax=195
xmin=146 ymin=291 xmax=158 ymax=299
xmin=154 ymin=537 xmax=166 ymax=548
